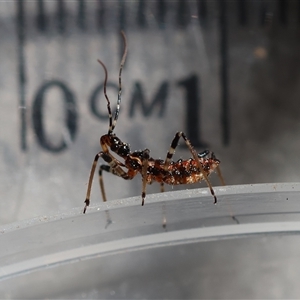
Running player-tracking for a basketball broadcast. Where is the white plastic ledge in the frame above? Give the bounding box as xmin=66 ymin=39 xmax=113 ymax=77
xmin=1 ymin=221 xmax=300 ymax=281
xmin=1 ymin=182 xmax=300 ymax=233
xmin=1 ymin=182 xmax=300 ymax=281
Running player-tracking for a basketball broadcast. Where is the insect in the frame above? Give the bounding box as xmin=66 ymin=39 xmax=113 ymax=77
xmin=83 ymin=31 xmax=224 ymax=214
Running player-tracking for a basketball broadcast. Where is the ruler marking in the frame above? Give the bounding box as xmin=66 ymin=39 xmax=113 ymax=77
xmin=96 ymin=0 xmax=105 ymax=32
xmin=260 ymin=1 xmax=267 ymax=27
xmin=137 ymin=0 xmax=147 ymax=28
xmin=177 ymin=0 xmax=189 ymax=28
xmin=57 ymin=0 xmax=66 ymax=34
xmin=157 ymin=0 xmax=166 ymax=29
xmin=197 ymin=0 xmax=207 ymax=27
xmin=77 ymin=0 xmax=86 ymax=31
xmin=279 ymin=0 xmax=288 ymax=25
xmin=238 ymin=0 xmax=247 ymax=26
xmin=219 ymin=0 xmax=230 ymax=146
xmin=16 ymin=0 xmax=27 ymax=152
xmin=119 ymin=0 xmax=126 ymax=31
xmin=36 ymin=0 xmax=47 ymax=32
xmin=298 ymin=0 xmax=300 ymax=24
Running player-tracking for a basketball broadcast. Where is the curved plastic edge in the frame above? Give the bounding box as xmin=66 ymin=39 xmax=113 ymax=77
xmin=1 ymin=182 xmax=300 ymax=233
xmin=1 ymin=221 xmax=300 ymax=281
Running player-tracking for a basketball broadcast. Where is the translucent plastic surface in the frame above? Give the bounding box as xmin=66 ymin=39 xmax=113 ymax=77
xmin=1 ymin=183 xmax=300 ymax=298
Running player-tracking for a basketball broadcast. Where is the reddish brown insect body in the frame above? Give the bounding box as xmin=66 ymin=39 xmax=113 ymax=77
xmin=83 ymin=32 xmax=223 ymax=213
xmin=145 ymin=155 xmax=220 ymax=186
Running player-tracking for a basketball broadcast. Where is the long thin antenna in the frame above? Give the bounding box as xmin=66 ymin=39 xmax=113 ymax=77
xmin=111 ymin=30 xmax=128 ymax=132
xmin=97 ymin=59 xmax=113 ymax=133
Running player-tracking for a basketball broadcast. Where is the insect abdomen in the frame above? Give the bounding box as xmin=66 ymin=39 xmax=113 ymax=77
xmin=165 ymin=160 xmax=205 ymax=185
xmin=146 ymin=158 xmax=219 ymax=186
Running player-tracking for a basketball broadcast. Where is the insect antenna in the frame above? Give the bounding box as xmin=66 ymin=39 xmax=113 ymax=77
xmin=97 ymin=31 xmax=127 ymax=135
xmin=111 ymin=30 xmax=128 ymax=133
xmin=97 ymin=59 xmax=113 ymax=134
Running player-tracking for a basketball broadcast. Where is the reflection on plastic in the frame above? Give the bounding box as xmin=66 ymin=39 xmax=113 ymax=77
xmin=1 ymin=183 xmax=300 ymax=298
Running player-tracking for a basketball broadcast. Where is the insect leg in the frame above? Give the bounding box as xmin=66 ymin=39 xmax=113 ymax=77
xmin=84 ymin=152 xmax=103 ymax=214
xmin=99 ymin=165 xmax=110 ymax=202
xmin=160 ymin=179 xmax=166 ymax=228
xmin=210 ymin=152 xmax=225 ymax=186
xmin=98 ymin=163 xmax=126 ymax=228
xmin=216 ymin=164 xmax=225 ymax=186
xmin=84 ymin=150 xmax=133 ymax=213
xmin=141 ymin=149 xmax=150 ymax=206
xmin=199 ymin=150 xmax=225 ymax=186
xmin=164 ymin=131 xmax=217 ymax=204
xmin=98 ymin=160 xmax=127 ymax=203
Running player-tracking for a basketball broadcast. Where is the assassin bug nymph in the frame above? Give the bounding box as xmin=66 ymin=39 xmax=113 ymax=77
xmin=83 ymin=31 xmax=224 ymax=214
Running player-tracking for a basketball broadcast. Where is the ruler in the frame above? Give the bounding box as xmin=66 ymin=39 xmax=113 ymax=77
xmin=1 ymin=0 xmax=300 ymax=224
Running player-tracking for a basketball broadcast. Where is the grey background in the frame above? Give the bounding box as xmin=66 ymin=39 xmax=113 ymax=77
xmin=1 ymin=0 xmax=300 ymax=225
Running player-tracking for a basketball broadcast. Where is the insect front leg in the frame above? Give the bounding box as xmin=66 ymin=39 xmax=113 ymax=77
xmin=98 ymin=163 xmax=126 ymax=227
xmin=84 ymin=151 xmax=130 ymax=213
xmin=84 ymin=152 xmax=104 ymax=214
xmin=98 ymin=160 xmax=126 ymax=203
xmin=98 ymin=160 xmax=136 ymax=200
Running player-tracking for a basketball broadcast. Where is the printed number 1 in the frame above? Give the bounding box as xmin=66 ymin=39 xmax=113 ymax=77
xmin=178 ymin=74 xmax=207 ymax=148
